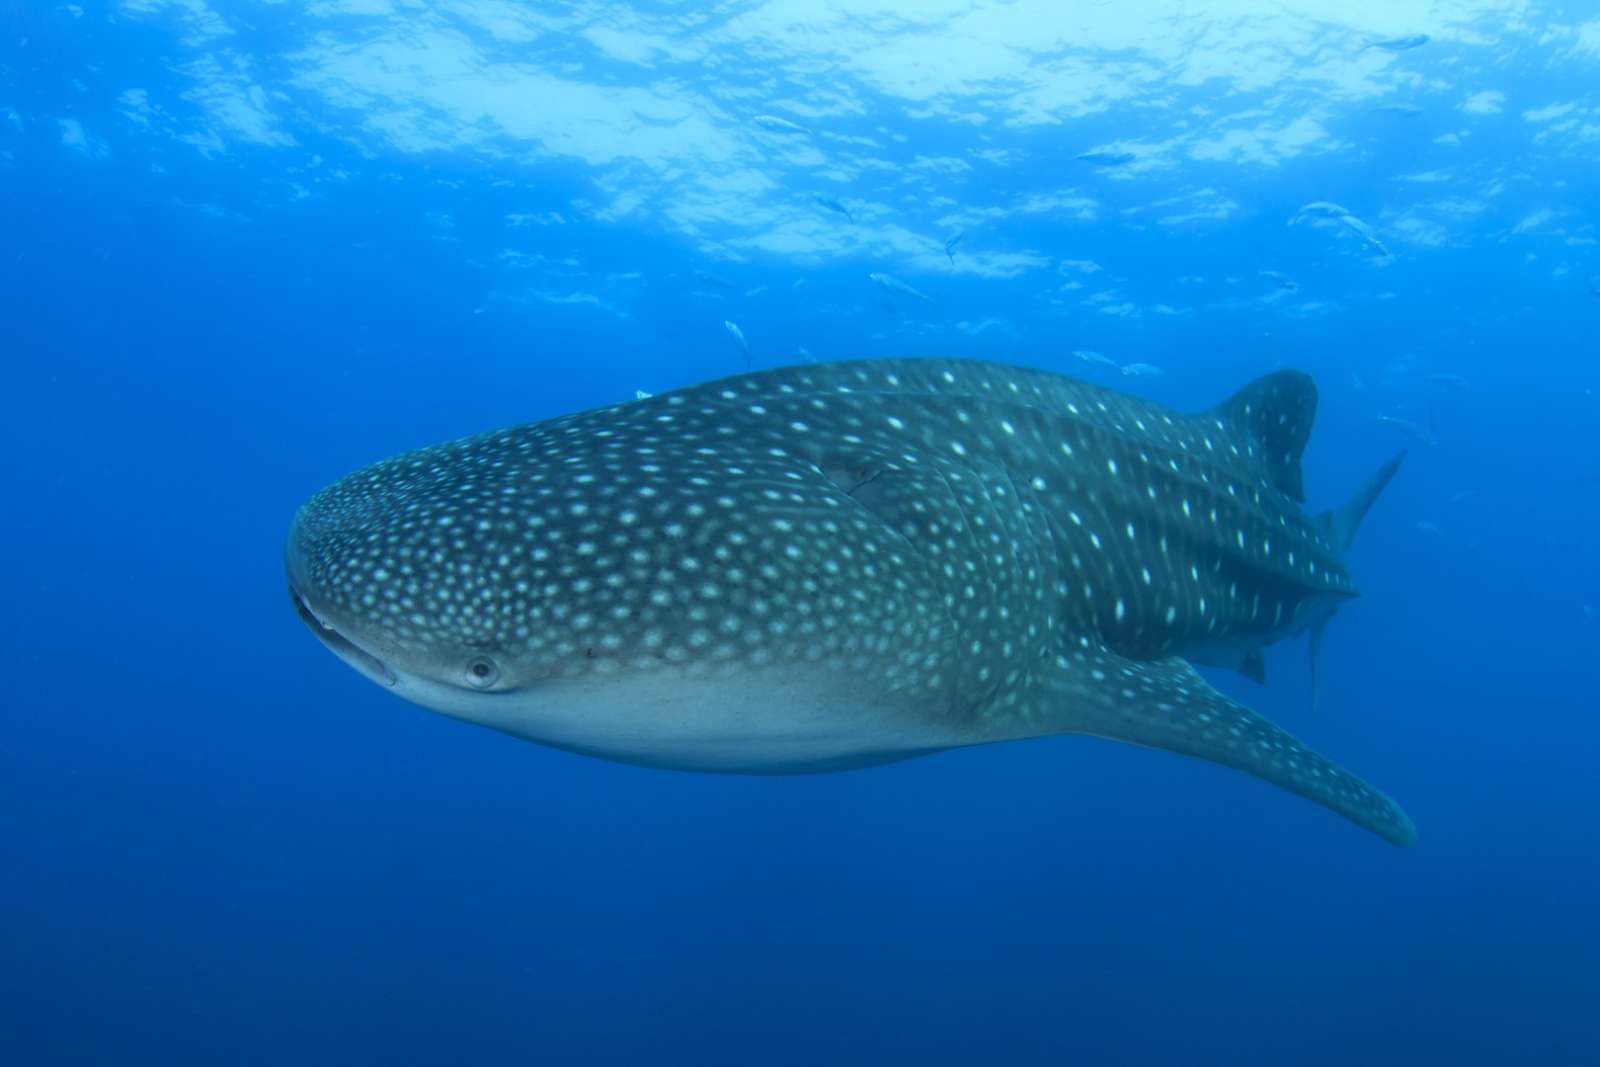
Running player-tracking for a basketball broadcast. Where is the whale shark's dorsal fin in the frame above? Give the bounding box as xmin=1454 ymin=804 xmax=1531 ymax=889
xmin=1214 ymin=370 xmax=1317 ymax=501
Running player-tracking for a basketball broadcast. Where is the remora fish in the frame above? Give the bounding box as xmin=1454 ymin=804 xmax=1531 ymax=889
xmin=692 ymin=269 xmax=738 ymax=291
xmin=869 ymin=272 xmax=934 ymax=303
xmin=752 ymin=114 xmax=809 ymax=135
xmin=286 ymin=359 xmax=1415 ymax=845
xmin=945 ymin=232 xmax=964 ymax=264
xmin=1377 ymin=413 xmax=1438 ymax=446
xmin=1360 ymin=33 xmax=1430 ymax=53
xmin=813 ymin=195 xmax=853 ymax=224
xmin=1292 ymin=202 xmax=1391 ymax=260
xmin=1291 ymin=201 xmax=1352 ymax=223
xmin=1072 ymin=349 xmax=1120 ymax=369
xmin=1338 ymin=214 xmax=1392 ymax=259
xmin=724 ymin=320 xmax=751 ymax=366
xmin=1077 ymin=150 xmax=1137 ymax=166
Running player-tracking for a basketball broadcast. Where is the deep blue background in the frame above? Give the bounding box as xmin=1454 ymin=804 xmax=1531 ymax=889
xmin=5 ymin=5 xmax=1600 ymax=1064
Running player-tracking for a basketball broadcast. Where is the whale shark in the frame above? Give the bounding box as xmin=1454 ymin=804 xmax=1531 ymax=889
xmin=287 ymin=359 xmax=1415 ymax=845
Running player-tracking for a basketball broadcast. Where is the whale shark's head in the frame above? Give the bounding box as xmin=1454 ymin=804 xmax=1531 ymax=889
xmin=285 ymin=385 xmax=962 ymax=771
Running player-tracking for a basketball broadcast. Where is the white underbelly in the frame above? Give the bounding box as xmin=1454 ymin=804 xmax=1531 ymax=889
xmin=401 ymin=664 xmax=958 ymax=773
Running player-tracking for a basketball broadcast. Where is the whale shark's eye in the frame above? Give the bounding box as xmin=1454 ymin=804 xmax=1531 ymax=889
xmin=464 ymin=656 xmax=500 ymax=689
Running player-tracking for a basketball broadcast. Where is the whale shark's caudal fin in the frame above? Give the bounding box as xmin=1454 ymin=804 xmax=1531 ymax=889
xmin=1316 ymin=451 xmax=1407 ymax=555
xmin=1307 ymin=451 xmax=1408 ymax=712
xmin=1028 ymin=646 xmax=1416 ymax=845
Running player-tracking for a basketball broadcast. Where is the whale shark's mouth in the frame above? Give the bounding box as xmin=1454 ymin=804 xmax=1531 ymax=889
xmin=289 ymin=585 xmax=398 ymax=687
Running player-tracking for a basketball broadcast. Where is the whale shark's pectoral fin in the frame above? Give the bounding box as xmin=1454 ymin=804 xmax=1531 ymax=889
xmin=1032 ymin=647 xmax=1415 ymax=846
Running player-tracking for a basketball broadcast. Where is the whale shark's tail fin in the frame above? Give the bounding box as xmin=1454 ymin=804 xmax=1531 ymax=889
xmin=1316 ymin=451 xmax=1407 ymax=556
xmin=1306 ymin=451 xmax=1407 ymax=711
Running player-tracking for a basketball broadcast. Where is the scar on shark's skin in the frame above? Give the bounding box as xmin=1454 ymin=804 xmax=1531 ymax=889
xmin=287 ymin=359 xmax=1414 ymax=846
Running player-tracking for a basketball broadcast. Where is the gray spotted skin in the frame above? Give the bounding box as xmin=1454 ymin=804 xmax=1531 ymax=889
xmin=288 ymin=358 xmax=1415 ymax=845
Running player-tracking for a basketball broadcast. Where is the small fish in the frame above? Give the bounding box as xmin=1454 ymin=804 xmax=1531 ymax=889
xmin=1120 ymin=362 xmax=1165 ymax=377
xmin=945 ymin=232 xmax=964 ymax=264
xmin=814 ymin=196 xmax=854 ymax=224
xmin=1416 ymin=521 xmax=1443 ymax=536
xmin=752 ymin=114 xmax=809 ymax=136
xmin=692 ymin=269 xmax=738 ymax=290
xmin=797 ymin=346 xmax=816 ymax=363
xmin=1295 ymin=204 xmax=1390 ymax=259
xmin=1447 ymin=489 xmax=1477 ymax=505
xmin=744 ymin=285 xmax=769 ymax=298
xmin=1336 ymin=213 xmax=1373 ymax=236
xmin=1077 ymin=150 xmax=1136 ymax=167
xmin=1259 ymin=270 xmax=1300 ymax=292
xmin=724 ymin=320 xmax=750 ymax=366
xmin=869 ymin=272 xmax=934 ymax=304
xmin=1424 ymin=372 xmax=1468 ymax=391
xmin=1339 ymin=215 xmax=1392 ymax=259
xmin=1292 ymin=201 xmax=1353 ymax=223
xmin=1372 ymin=103 xmax=1424 ymax=117
xmin=1360 ymin=34 xmax=1431 ymax=53
xmin=1072 ymin=349 xmax=1119 ymax=369
xmin=634 ymin=389 xmax=654 ymax=401
xmin=1377 ymin=414 xmax=1438 ymax=446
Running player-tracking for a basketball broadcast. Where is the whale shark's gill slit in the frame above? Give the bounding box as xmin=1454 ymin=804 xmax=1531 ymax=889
xmin=823 ymin=462 xmax=893 ymax=512
xmin=822 ymin=462 xmax=933 ymax=562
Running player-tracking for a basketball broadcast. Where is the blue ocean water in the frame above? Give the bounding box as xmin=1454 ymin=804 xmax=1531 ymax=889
xmin=4 ymin=2 xmax=1599 ymax=1063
